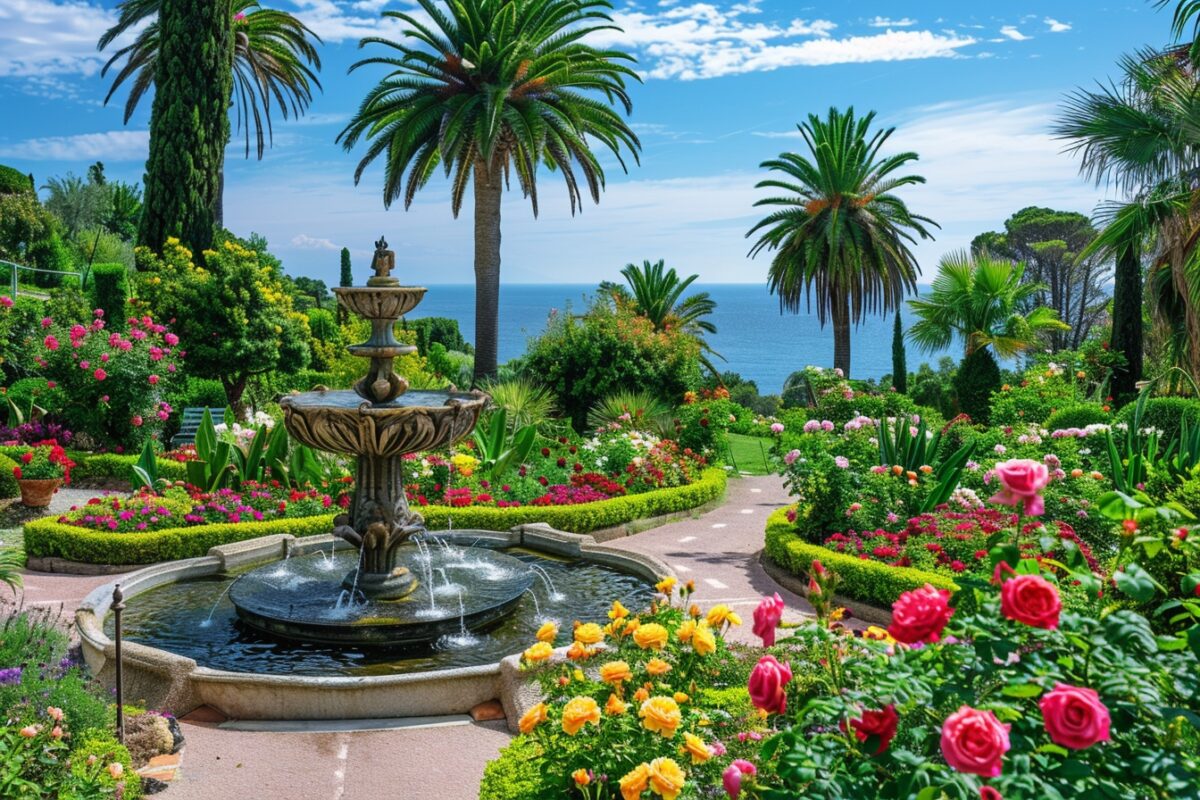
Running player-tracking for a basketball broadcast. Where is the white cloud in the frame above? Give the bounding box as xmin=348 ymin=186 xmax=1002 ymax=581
xmin=1045 ymin=18 xmax=1072 ymax=33
xmin=0 ymin=130 xmax=148 ymax=161
xmin=999 ymin=25 xmax=1031 ymax=41
xmin=290 ymin=234 xmax=338 ymax=250
xmin=0 ymin=0 xmax=139 ymax=78
xmin=868 ymin=16 xmax=917 ymax=28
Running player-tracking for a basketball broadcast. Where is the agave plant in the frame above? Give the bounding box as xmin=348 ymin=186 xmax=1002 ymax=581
xmin=472 ymin=409 xmax=537 ymax=481
xmin=0 ymin=546 xmax=23 ymax=596
xmin=876 ymin=415 xmax=975 ymax=513
xmin=587 ymin=390 xmax=674 ymax=437
xmin=479 ymin=377 xmax=556 ymax=432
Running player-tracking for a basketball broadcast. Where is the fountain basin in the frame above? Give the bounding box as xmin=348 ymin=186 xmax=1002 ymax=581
xmin=332 ymin=285 xmax=427 ymax=320
xmin=228 ymin=547 xmax=535 ymax=647
xmin=279 ymin=389 xmax=487 ymax=456
xmin=76 ymin=526 xmax=670 ymax=721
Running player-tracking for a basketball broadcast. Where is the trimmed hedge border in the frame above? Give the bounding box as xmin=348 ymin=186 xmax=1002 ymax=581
xmin=764 ymin=506 xmax=957 ymax=610
xmin=0 ymin=447 xmax=188 ymax=487
xmin=25 ymin=468 xmax=728 ymax=566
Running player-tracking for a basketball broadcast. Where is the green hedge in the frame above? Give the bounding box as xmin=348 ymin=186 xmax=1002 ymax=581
xmin=479 ymin=737 xmax=547 ymax=800
xmin=89 ymin=263 xmax=129 ymax=329
xmin=25 ymin=469 xmax=726 ymax=565
xmin=0 ymin=452 xmax=18 ymax=498
xmin=764 ymin=507 xmax=957 ymax=610
xmin=0 ymin=447 xmax=188 ymax=486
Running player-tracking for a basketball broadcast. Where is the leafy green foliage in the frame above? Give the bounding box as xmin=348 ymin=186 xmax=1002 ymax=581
xmin=0 ymin=164 xmax=33 ymax=196
xmin=953 ymin=347 xmax=1001 ymax=423
xmin=479 ymin=377 xmax=555 ymax=432
xmin=891 ymin=312 xmax=907 ymax=393
xmin=88 ymin=264 xmax=128 ymax=329
xmin=587 ymin=390 xmax=674 ymax=437
xmin=479 ymin=737 xmax=547 ymax=800
xmin=405 ymin=317 xmax=473 ymax=357
xmin=473 ymin=409 xmax=536 ymax=481
xmin=1115 ymin=396 xmax=1200 ymax=446
xmin=1044 ymin=403 xmax=1111 ymax=431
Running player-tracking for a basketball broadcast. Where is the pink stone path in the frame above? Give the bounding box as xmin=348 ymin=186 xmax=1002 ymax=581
xmin=17 ymin=474 xmax=807 ymax=799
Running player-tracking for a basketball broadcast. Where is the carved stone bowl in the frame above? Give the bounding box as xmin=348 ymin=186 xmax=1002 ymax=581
xmin=280 ymin=389 xmax=488 ymax=458
xmin=333 ymin=286 xmax=428 ymax=320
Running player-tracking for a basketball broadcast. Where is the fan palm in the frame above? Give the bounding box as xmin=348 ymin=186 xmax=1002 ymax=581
xmin=746 ymin=107 xmax=936 ymax=378
xmin=98 ymin=0 xmax=323 ymax=227
xmin=907 ymin=250 xmax=1069 ymax=358
xmin=338 ymin=0 xmax=641 ymax=384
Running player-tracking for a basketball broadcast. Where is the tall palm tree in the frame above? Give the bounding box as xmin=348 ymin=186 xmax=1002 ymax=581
xmin=1055 ymin=47 xmax=1200 ymax=394
xmin=338 ymin=0 xmax=641 ymax=384
xmin=604 ymin=259 xmax=722 ymax=375
xmin=746 ymin=107 xmax=936 ymax=378
xmin=907 ymin=250 xmax=1069 ymax=358
xmin=98 ymin=0 xmax=322 ymax=227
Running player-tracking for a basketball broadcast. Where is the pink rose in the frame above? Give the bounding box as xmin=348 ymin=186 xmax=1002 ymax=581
xmin=989 ymin=459 xmax=1050 ymax=516
xmin=148 ymin=374 xmax=159 ymax=385
xmin=849 ymin=704 xmax=898 ymax=755
xmin=722 ymin=760 xmax=756 ymax=799
xmin=940 ymin=705 xmax=1010 ymax=777
xmin=888 ymin=584 xmax=954 ymax=644
xmin=747 ymin=655 xmax=792 ymax=715
xmin=43 ymin=335 xmax=59 ymax=351
xmin=93 ymin=368 xmax=107 ymax=381
xmin=0 ymin=296 xmax=11 ymax=308
xmin=980 ymin=788 xmax=1002 ymax=800
xmin=752 ymin=593 xmax=785 ymax=646
xmin=1000 ymin=574 xmax=1061 ymax=630
xmin=1039 ymin=683 xmax=1110 ymax=750
xmin=131 ymin=415 xmax=143 ymax=427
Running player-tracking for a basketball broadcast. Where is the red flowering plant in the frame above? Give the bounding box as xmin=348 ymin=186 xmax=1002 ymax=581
xmin=11 ymin=442 xmax=75 ymax=483
xmin=35 ymin=310 xmax=181 ymax=449
xmin=731 ymin=551 xmax=1200 ymax=800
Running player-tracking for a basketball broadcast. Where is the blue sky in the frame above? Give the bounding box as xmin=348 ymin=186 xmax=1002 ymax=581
xmin=0 ymin=0 xmax=1171 ymax=288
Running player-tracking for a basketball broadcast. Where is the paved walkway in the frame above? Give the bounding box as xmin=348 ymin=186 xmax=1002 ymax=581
xmin=14 ymin=474 xmax=804 ymax=800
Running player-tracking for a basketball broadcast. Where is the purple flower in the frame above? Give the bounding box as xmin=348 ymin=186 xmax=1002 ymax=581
xmin=0 ymin=667 xmax=22 ymax=685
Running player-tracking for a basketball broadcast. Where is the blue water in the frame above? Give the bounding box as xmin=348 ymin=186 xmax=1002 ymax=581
xmin=410 ymin=284 xmax=953 ymax=395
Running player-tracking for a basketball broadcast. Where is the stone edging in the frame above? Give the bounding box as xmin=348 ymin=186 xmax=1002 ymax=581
xmin=757 ymin=549 xmax=892 ymax=626
xmin=76 ymin=528 xmax=674 ymax=723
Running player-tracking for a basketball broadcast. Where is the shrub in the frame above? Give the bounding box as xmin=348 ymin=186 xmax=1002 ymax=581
xmin=72 ymin=732 xmax=143 ymax=799
xmin=523 ymin=300 xmax=701 ymax=431
xmin=479 ymin=737 xmax=548 ymax=800
xmin=88 ymin=263 xmax=129 ymax=331
xmin=953 ymin=348 xmax=1001 ymax=423
xmin=0 ymin=164 xmax=33 ymax=196
xmin=27 ymin=231 xmax=73 ymax=288
xmin=3 ymin=376 xmax=67 ymax=418
xmin=588 ymin=389 xmax=673 ymax=437
xmin=1045 ymin=402 xmax=1111 ymax=432
xmin=167 ymin=376 xmax=227 ymax=411
xmin=0 ymin=453 xmax=18 ymax=498
xmin=405 ymin=316 xmax=472 ymax=355
xmin=1116 ymin=396 xmax=1200 ymax=446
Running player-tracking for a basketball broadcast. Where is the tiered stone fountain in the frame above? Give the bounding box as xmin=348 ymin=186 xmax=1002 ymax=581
xmin=228 ymin=238 xmax=534 ymax=646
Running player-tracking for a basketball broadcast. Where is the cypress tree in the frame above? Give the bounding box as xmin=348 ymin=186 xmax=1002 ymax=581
xmin=892 ymin=311 xmax=907 ymax=394
xmin=339 ymin=247 xmax=353 ymax=286
xmin=138 ymin=0 xmax=233 ymax=256
xmin=1109 ymin=242 xmax=1143 ymax=403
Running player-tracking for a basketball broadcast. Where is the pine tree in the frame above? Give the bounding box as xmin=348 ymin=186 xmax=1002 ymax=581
xmin=892 ymin=311 xmax=907 ymax=394
xmin=138 ymin=0 xmax=233 ymax=256
xmin=339 ymin=247 xmax=353 ymax=286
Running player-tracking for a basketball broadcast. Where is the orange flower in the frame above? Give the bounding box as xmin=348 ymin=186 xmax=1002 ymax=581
xmin=633 ymin=686 xmax=650 ymax=703
xmin=691 ymin=622 xmax=716 ymax=656
xmin=688 ymin=603 xmax=701 ymax=618
xmin=567 ymin=641 xmax=595 ymax=661
xmin=673 ymin=692 xmax=690 ymax=704
xmin=518 ymin=702 xmax=548 ymax=734
xmin=19 ymin=725 xmax=38 ymax=738
xmin=891 ymin=464 xmax=903 ymax=475
xmin=633 ymin=623 xmax=669 ymax=650
xmin=108 ymin=762 xmax=124 ymax=780
xmin=600 ymin=660 xmax=633 ymax=685
xmin=645 ymin=657 xmax=672 ymax=676
xmin=562 ymin=697 xmax=601 ymax=736
xmin=655 ymin=576 xmax=677 ymax=595
xmin=1070 ymin=468 xmax=1084 ymax=479
xmin=523 ymin=641 xmax=553 ymax=662
xmin=682 ymin=732 xmax=711 ymax=764
xmin=647 ymin=757 xmax=686 ymax=800
xmin=619 ymin=763 xmax=650 ymax=800
xmin=608 ymin=600 xmax=630 ymax=620
xmin=624 ymin=617 xmax=641 ymax=635
xmin=573 ymin=768 xmax=592 ymax=787
xmin=919 ymin=464 xmax=933 ymax=474
xmin=606 ymin=693 xmax=629 ymax=715
xmin=639 ymin=696 xmax=682 ymax=738
xmin=675 ymin=619 xmax=696 ymax=643
xmin=574 ymin=622 xmax=605 ymax=645
xmin=535 ymin=621 xmax=558 ymax=643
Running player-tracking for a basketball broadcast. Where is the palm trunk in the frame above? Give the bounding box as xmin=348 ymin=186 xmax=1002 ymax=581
xmin=1110 ymin=241 xmax=1143 ymax=401
xmin=831 ymin=287 xmax=851 ymax=378
xmin=472 ymin=160 xmax=502 ymax=385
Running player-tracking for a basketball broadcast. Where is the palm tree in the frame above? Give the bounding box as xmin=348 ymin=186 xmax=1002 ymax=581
xmin=338 ymin=0 xmax=641 ymax=384
xmin=747 ymin=108 xmax=936 ymax=378
xmin=98 ymin=0 xmax=322 ymax=227
xmin=1055 ymin=46 xmax=1200 ymax=395
xmin=603 ymin=259 xmax=722 ymax=375
xmin=907 ymin=250 xmax=1069 ymax=358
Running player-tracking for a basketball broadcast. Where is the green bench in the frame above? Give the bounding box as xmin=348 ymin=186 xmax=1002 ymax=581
xmin=170 ymin=407 xmax=227 ymax=448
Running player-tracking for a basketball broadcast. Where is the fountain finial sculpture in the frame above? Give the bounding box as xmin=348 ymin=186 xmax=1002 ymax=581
xmin=275 ymin=239 xmax=488 ymax=601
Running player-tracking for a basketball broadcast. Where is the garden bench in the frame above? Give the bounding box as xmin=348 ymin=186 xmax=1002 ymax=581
xmin=170 ymin=407 xmax=227 ymax=448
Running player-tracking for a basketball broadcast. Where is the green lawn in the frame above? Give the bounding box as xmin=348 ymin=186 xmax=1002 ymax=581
xmin=723 ymin=432 xmax=773 ymax=476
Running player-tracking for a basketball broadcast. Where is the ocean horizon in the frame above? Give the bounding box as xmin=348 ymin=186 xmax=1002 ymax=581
xmin=407 ymin=283 xmax=955 ymax=395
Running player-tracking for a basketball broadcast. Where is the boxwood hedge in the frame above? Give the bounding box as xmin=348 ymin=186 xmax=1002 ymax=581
xmin=24 ymin=469 xmax=727 ymax=565
xmin=764 ymin=506 xmax=957 ymax=609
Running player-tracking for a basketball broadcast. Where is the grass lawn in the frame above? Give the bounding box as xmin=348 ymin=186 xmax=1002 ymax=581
xmin=724 ymin=432 xmax=773 ymax=476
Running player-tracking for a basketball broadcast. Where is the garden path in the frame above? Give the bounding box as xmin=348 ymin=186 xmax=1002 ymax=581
xmin=15 ymin=474 xmax=807 ymax=800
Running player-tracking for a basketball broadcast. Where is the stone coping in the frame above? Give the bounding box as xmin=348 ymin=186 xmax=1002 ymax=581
xmin=76 ymin=527 xmax=672 ymax=722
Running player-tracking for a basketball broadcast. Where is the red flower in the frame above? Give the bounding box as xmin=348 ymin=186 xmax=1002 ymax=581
xmin=888 ymin=584 xmax=953 ymax=644
xmin=12 ymin=466 xmax=21 ymax=479
xmin=1039 ymin=684 xmax=1110 ymax=750
xmin=747 ymin=655 xmax=792 ymax=715
xmin=940 ymin=706 xmax=1010 ymax=777
xmin=849 ymin=704 xmax=898 ymax=755
xmin=93 ymin=368 xmax=107 ymax=381
xmin=980 ymin=787 xmax=1003 ymax=800
xmin=1000 ymin=573 xmax=1061 ymax=630
xmin=20 ymin=452 xmax=32 ymax=464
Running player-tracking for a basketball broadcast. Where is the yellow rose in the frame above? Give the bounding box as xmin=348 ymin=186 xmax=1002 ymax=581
xmin=639 ymin=696 xmax=681 ymax=738
xmin=682 ymin=732 xmax=711 ymax=764
xmin=633 ymin=623 xmax=669 ymax=650
xmin=624 ymin=617 xmax=641 ymax=635
xmin=655 ymin=576 xmax=677 ymax=595
xmin=705 ymin=604 xmax=742 ymax=628
xmin=633 ymin=686 xmax=650 ymax=703
xmin=562 ymin=696 xmax=601 ymax=736
xmin=599 ymin=660 xmax=633 ymax=685
xmin=675 ymin=619 xmax=696 ymax=643
xmin=606 ymin=693 xmax=629 ymax=716
xmin=567 ymin=642 xmax=595 ymax=662
xmin=518 ymin=702 xmax=548 ymax=734
xmin=608 ymin=600 xmax=630 ymax=620
xmin=573 ymin=768 xmax=592 ymax=787
xmin=863 ymin=625 xmax=897 ymax=645
xmin=692 ymin=623 xmax=716 ymax=656
xmin=619 ymin=763 xmax=650 ymax=800
xmin=647 ymin=757 xmax=686 ymax=800
xmin=673 ymin=692 xmax=690 ymax=704
xmin=645 ymin=657 xmax=672 ymax=676
xmin=536 ymin=621 xmax=558 ymax=643
xmin=523 ymin=641 xmax=553 ymax=662
xmin=574 ymin=622 xmax=605 ymax=645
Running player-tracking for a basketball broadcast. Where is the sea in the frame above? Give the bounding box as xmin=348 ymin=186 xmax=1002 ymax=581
xmin=410 ymin=283 xmax=955 ymax=395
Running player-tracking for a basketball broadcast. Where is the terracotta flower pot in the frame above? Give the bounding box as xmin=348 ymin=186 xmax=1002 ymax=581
xmin=18 ymin=478 xmax=62 ymax=508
